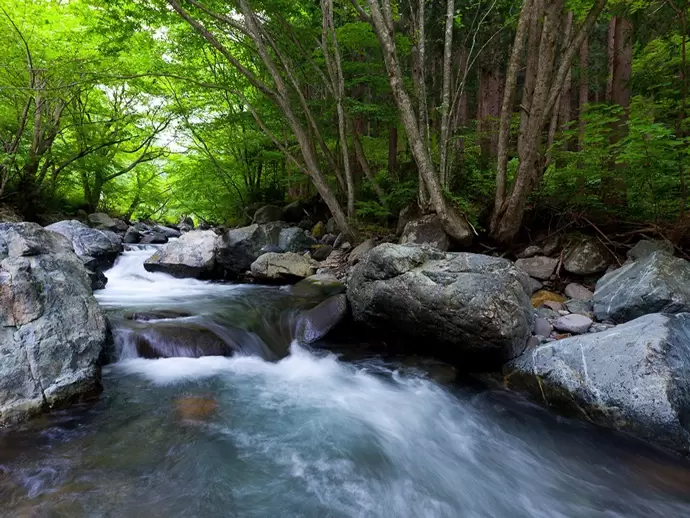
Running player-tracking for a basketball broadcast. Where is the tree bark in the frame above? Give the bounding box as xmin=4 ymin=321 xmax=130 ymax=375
xmin=439 ymin=0 xmax=455 ymax=187
xmin=388 ymin=124 xmax=398 ymax=180
xmin=578 ymin=36 xmax=589 ymax=150
xmin=492 ymin=0 xmax=533 ymax=225
xmin=606 ymin=17 xmax=616 ymax=102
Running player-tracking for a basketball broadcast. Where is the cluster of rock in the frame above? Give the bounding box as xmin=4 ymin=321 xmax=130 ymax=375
xmin=5 ymin=201 xmax=690 ymax=456
xmin=504 ymin=237 xmax=690 ymax=453
xmin=143 ymin=207 xmax=352 ymax=283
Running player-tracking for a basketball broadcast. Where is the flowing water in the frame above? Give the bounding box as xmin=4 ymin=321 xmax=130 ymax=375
xmin=2 ymin=247 xmax=690 ymax=517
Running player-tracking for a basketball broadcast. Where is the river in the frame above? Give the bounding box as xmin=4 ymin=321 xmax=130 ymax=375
xmin=2 ymin=246 xmax=690 ymax=517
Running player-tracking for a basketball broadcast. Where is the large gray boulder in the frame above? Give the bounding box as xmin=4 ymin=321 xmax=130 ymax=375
xmin=505 ymin=313 xmax=690 ymax=453
xmin=563 ymin=235 xmax=612 ymax=276
xmin=593 ymin=251 xmax=690 ymax=323
xmin=400 ymin=215 xmax=450 ymax=251
xmin=46 ymin=220 xmax=122 ymax=268
xmin=253 ymin=205 xmax=284 ymax=224
xmin=278 ymin=226 xmax=317 ymax=253
xmin=216 ymin=222 xmax=286 ymax=276
xmin=144 ymin=230 xmax=219 ymax=279
xmin=250 ymin=252 xmax=317 ymax=283
xmin=0 ymin=223 xmax=109 ymax=425
xmin=347 ymin=244 xmax=534 ymax=368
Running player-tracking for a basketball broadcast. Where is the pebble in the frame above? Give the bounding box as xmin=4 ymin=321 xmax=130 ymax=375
xmin=554 ymin=314 xmax=593 ymax=335
xmin=534 ymin=318 xmax=552 ymax=337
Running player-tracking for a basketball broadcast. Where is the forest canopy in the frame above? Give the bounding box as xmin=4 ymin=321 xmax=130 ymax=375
xmin=1 ymin=0 xmax=688 ymax=243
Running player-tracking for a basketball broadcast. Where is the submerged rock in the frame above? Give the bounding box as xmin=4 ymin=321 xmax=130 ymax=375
xmin=46 ymin=219 xmax=122 ymax=268
xmin=133 ymin=323 xmax=235 ymax=358
xmin=0 ymin=223 xmax=109 ymax=424
xmin=295 ymin=294 xmax=348 ymax=343
xmin=216 ymin=222 xmax=286 ymax=276
xmin=505 ymin=313 xmax=690 ymax=453
xmin=347 ymin=243 xmax=533 ymax=368
xmin=144 ymin=230 xmax=219 ymax=279
xmin=531 ymin=290 xmax=566 ymax=308
xmin=593 ymin=251 xmax=690 ymax=323
xmin=250 ymin=252 xmax=317 ymax=283
xmin=400 ymin=215 xmax=450 ymax=251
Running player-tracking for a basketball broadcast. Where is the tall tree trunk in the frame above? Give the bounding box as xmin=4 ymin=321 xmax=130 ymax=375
xmin=352 ymin=125 xmax=388 ymax=207
xmin=493 ymin=0 xmax=533 ymax=225
xmin=606 ymin=17 xmax=616 ymax=102
xmin=439 ymin=0 xmax=455 ymax=187
xmin=578 ymin=36 xmax=589 ymax=150
xmin=355 ymin=0 xmax=472 ymax=244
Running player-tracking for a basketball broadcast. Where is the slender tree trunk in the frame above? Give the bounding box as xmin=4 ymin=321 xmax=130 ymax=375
xmin=493 ymin=0 xmax=533 ymax=226
xmin=388 ymin=124 xmax=398 ymax=180
xmin=606 ymin=17 xmax=616 ymax=102
xmin=439 ymin=0 xmax=455 ymax=187
xmin=352 ymin=125 xmax=387 ymax=207
xmin=578 ymin=37 xmax=589 ymax=150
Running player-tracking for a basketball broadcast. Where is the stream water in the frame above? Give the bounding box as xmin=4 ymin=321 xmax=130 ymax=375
xmin=2 ymin=247 xmax=690 ymax=517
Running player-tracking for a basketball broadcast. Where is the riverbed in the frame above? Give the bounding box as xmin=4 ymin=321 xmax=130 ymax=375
xmin=1 ymin=247 xmax=690 ymax=517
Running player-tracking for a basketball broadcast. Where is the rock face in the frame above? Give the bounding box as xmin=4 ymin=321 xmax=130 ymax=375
xmin=216 ymin=223 xmax=285 ymax=276
xmin=400 ymin=215 xmax=450 ymax=251
xmin=0 ymin=223 xmax=109 ymax=424
xmin=505 ymin=313 xmax=690 ymax=453
xmin=250 ymin=252 xmax=316 ymax=282
xmin=253 ymin=205 xmax=284 ymax=224
xmin=279 ymin=227 xmax=317 ymax=253
xmin=347 ymin=244 xmax=534 ymax=368
xmin=139 ymin=229 xmax=168 ymax=244
xmin=46 ymin=220 xmax=122 ymax=268
xmin=144 ymin=230 xmax=219 ymax=279
xmin=563 ymin=235 xmax=611 ymax=275
xmin=515 ymin=256 xmax=558 ymax=280
xmin=593 ymin=251 xmax=690 ymax=323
